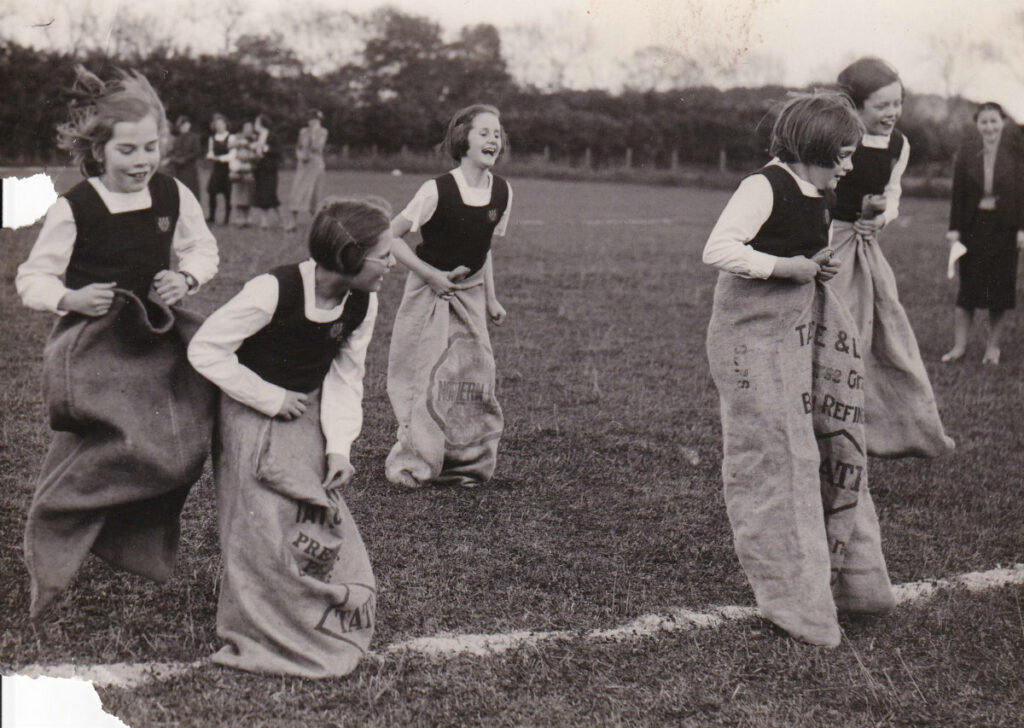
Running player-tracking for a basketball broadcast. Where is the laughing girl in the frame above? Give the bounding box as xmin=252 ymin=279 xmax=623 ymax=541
xmin=385 ymin=104 xmax=513 ymax=489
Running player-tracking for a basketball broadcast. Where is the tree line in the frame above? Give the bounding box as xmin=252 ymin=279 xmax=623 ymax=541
xmin=0 ymin=8 xmax=987 ymax=174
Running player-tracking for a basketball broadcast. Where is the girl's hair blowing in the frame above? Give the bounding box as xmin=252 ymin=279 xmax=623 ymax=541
xmin=57 ymin=65 xmax=168 ymax=177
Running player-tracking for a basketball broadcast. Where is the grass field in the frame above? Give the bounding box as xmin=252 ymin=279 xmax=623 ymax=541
xmin=1 ymin=168 xmax=1023 ymax=727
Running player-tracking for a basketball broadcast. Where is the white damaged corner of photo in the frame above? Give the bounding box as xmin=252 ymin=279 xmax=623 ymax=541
xmin=3 ymin=174 xmax=58 ymax=229
xmin=1 ymin=674 xmax=132 ymax=728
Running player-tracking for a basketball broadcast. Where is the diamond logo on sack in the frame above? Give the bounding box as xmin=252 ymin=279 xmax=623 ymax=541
xmin=426 ymin=333 xmax=503 ymax=447
xmin=487 ymin=208 xmax=498 ymax=223
xmin=157 ymin=216 xmax=171 ymax=232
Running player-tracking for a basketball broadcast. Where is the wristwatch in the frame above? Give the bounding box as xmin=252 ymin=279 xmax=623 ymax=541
xmin=180 ymin=271 xmax=199 ymax=293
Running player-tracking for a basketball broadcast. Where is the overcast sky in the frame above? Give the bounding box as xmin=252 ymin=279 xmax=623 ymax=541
xmin=5 ymin=0 xmax=1024 ymax=116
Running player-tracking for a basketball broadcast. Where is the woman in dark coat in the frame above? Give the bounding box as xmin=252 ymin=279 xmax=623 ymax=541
xmin=167 ymin=115 xmax=202 ymax=198
xmin=250 ymin=113 xmax=283 ymax=230
xmin=943 ymin=102 xmax=1024 ymax=365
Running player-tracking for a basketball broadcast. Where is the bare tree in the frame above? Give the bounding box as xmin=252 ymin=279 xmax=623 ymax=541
xmin=273 ymin=6 xmax=369 ymax=76
xmin=981 ymin=8 xmax=1024 ymax=85
xmin=214 ymin=0 xmax=248 ymax=54
xmin=107 ymin=7 xmax=175 ymax=59
xmin=501 ymin=12 xmax=596 ymax=91
xmin=26 ymin=0 xmax=104 ymax=56
xmin=624 ymin=45 xmax=706 ymax=92
xmin=926 ymin=29 xmax=994 ymax=101
xmin=717 ymin=49 xmax=786 ymax=89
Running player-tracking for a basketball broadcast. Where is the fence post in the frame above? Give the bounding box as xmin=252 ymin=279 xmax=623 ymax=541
xmin=718 ymin=149 xmax=727 ymax=172
xmin=624 ymin=147 xmax=633 ymax=169
xmin=543 ymin=145 xmax=550 ymax=162
xmin=670 ymin=149 xmax=679 ymax=171
xmin=370 ymin=144 xmax=378 ymax=159
xmin=583 ymin=147 xmax=592 ymax=169
xmin=342 ymin=144 xmax=350 ymax=161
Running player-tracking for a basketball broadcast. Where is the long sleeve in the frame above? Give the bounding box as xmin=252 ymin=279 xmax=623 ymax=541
xmin=320 ymin=294 xmax=378 ymax=457
xmin=173 ymin=180 xmax=219 ymax=285
xmin=398 ymin=180 xmax=440 ymax=232
xmin=949 ymin=149 xmax=967 ymax=234
xmin=882 ymin=135 xmax=910 ymax=226
xmin=494 ymin=183 xmax=513 ymax=237
xmin=702 ymin=174 xmax=780 ymax=279
xmin=15 ymin=198 xmax=77 ymax=313
xmin=187 ymin=275 xmax=288 ymax=416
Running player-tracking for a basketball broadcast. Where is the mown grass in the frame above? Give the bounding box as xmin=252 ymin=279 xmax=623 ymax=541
xmin=1 ymin=169 xmax=1022 ymax=725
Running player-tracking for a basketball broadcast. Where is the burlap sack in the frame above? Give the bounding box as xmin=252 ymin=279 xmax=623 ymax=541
xmin=386 ymin=269 xmax=503 ymax=487
xmin=213 ymin=392 xmax=375 ymax=678
xmin=829 ymin=222 xmax=954 ymax=458
xmin=25 ymin=289 xmax=215 ymax=617
xmin=707 ymin=274 xmax=894 ymax=647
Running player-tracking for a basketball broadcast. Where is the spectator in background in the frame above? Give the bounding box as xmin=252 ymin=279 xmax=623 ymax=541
xmin=167 ymin=115 xmax=202 ymax=198
xmin=251 ymin=114 xmax=283 ymax=230
xmin=943 ymin=102 xmax=1024 ymax=365
xmin=285 ymin=109 xmax=328 ymax=232
xmin=228 ymin=120 xmax=258 ymax=227
xmin=206 ymin=113 xmax=232 ymax=225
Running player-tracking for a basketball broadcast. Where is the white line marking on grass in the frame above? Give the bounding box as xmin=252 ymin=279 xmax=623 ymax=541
xmin=15 ymin=564 xmax=1024 ymax=687
xmin=515 ymin=217 xmax=678 ymax=227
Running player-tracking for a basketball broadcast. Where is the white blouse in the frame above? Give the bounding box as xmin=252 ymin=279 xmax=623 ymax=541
xmin=15 ymin=176 xmax=219 ymax=314
xmin=861 ymin=131 xmax=910 ymax=226
xmin=187 ymin=259 xmax=376 ymax=459
xmin=399 ymin=167 xmax=513 ymax=235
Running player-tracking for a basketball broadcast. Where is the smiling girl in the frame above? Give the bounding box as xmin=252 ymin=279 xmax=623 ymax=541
xmin=831 ymin=57 xmax=953 ymax=458
xmin=705 ymin=92 xmax=888 ymax=647
xmin=385 ymin=104 xmax=512 ymax=489
xmin=15 ymin=65 xmax=218 ymax=616
xmin=188 ymin=197 xmax=394 ymax=676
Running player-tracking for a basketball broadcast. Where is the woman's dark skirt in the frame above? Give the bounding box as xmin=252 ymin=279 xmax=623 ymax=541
xmin=957 ymin=210 xmax=1019 ymax=311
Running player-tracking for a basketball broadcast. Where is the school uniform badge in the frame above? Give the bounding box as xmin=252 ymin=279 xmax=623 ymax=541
xmin=329 ymin=322 xmax=347 ymax=341
xmin=487 ymin=208 xmax=499 ymax=223
xmin=157 ymin=216 xmax=171 ymax=232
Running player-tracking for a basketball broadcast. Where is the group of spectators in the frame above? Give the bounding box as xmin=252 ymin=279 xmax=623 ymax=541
xmin=164 ymin=110 xmax=328 ymax=232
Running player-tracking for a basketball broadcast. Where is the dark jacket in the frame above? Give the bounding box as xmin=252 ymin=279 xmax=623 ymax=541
xmin=949 ymin=129 xmax=1024 ymax=233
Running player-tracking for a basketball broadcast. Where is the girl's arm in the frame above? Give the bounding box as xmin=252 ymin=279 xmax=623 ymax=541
xmin=390 ymin=217 xmax=471 ymax=296
xmin=15 ymin=199 xmax=78 ymax=313
xmin=206 ymin=136 xmax=215 ymax=160
xmin=168 ymin=180 xmax=219 ymax=288
xmin=881 ymin=135 xmax=910 ymax=226
xmin=703 ymin=173 xmax=820 ymax=283
xmin=15 ymin=198 xmax=117 ymax=316
xmin=319 ymin=293 xmax=378 ymax=488
xmin=703 ymin=174 xmax=781 ymax=279
xmin=483 ymin=251 xmax=506 ymax=324
xmin=187 ymin=275 xmax=294 ymax=417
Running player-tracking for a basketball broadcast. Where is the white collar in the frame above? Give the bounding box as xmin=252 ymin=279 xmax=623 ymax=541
xmin=862 ymin=131 xmax=895 ymax=150
xmin=299 ymin=258 xmax=349 ymax=322
xmin=767 ymin=158 xmax=822 ymax=198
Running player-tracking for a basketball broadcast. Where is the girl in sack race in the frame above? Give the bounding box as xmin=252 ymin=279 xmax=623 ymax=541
xmin=188 ymin=198 xmax=395 ymax=678
xmin=831 ymin=57 xmax=954 ymax=458
xmin=705 ymin=91 xmax=897 ymax=648
xmin=385 ymin=104 xmax=513 ymax=490
xmin=14 ymin=64 xmax=219 ymax=619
